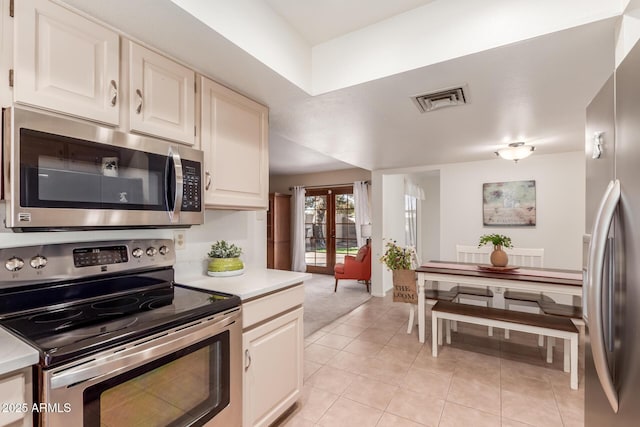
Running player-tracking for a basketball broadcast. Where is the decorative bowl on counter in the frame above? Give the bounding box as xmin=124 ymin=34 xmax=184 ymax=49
xmin=207 ymin=240 xmax=244 ymax=277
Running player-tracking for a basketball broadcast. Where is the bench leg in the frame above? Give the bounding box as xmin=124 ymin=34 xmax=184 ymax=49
xmin=538 ymin=334 xmax=544 ymax=347
xmin=446 ymin=320 xmax=451 ymax=344
xmin=438 ymin=318 xmax=443 ymax=346
xmin=505 ymin=329 xmax=510 ymax=339
xmin=407 ymin=305 xmax=415 ymax=334
xmin=452 ymin=320 xmax=458 ymax=332
xmin=570 ymin=334 xmax=578 ymax=390
xmin=563 ymin=338 xmax=570 ymax=373
xmin=547 ymin=337 xmax=554 ymax=364
xmin=432 ymin=314 xmax=439 ymax=357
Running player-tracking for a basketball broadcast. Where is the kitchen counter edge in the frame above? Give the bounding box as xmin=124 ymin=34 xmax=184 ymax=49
xmin=0 ymin=327 xmax=39 ymax=375
xmin=182 ymin=268 xmax=312 ymax=301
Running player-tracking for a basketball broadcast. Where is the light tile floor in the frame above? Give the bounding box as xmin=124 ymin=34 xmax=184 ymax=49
xmin=275 ymin=293 xmax=585 ymax=427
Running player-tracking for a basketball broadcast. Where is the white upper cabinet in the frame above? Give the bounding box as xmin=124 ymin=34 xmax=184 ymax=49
xmin=13 ymin=0 xmax=120 ymax=125
xmin=200 ymin=76 xmax=269 ymax=209
xmin=127 ymin=41 xmax=195 ymax=145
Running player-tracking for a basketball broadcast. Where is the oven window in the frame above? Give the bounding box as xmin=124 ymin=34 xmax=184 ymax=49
xmin=83 ymin=331 xmax=229 ymax=427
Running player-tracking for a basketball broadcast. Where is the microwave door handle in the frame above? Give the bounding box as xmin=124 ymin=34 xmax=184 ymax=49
xmin=586 ymin=179 xmax=620 ymax=413
xmin=167 ymin=149 xmax=183 ymax=223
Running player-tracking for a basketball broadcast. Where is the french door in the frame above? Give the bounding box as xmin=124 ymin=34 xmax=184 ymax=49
xmin=304 ymin=187 xmax=358 ymax=274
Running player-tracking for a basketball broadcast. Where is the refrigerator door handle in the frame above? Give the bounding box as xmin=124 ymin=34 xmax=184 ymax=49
xmin=586 ymin=179 xmax=620 ymax=413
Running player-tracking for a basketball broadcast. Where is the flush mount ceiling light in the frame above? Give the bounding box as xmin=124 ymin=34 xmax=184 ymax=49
xmin=495 ymin=142 xmax=535 ymax=162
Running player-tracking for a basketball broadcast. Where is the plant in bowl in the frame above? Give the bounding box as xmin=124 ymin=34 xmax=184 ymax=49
xmin=207 ymin=240 xmax=244 ymax=277
xmin=478 ymin=234 xmax=513 ymax=267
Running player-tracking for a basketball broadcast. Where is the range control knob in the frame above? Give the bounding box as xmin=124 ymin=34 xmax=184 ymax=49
xmin=146 ymin=247 xmax=158 ymax=257
xmin=29 ymin=255 xmax=48 ymax=269
xmin=6 ymin=257 xmax=25 ymax=272
xmin=132 ymin=248 xmax=144 ymax=258
xmin=159 ymin=245 xmax=170 ymax=256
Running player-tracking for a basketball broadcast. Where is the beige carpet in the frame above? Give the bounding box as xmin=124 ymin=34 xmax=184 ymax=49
xmin=303 ymin=273 xmax=372 ymax=337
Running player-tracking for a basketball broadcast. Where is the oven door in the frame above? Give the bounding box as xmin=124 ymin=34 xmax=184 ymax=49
xmin=3 ymin=107 xmax=203 ymax=230
xmin=41 ymin=309 xmax=241 ymax=427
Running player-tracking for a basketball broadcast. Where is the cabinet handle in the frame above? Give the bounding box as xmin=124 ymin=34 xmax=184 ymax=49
xmin=205 ymin=171 xmax=212 ymax=191
xmin=136 ymin=89 xmax=143 ymax=114
xmin=110 ymin=80 xmax=118 ymax=106
xmin=245 ymin=349 xmax=251 ymax=370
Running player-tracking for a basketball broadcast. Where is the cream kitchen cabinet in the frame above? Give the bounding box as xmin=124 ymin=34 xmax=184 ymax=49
xmin=13 ymin=0 xmax=120 ymax=125
xmin=200 ymin=76 xmax=269 ymax=209
xmin=242 ymin=285 xmax=303 ymax=427
xmin=0 ymin=368 xmax=33 ymax=427
xmin=125 ymin=41 xmax=195 ymax=145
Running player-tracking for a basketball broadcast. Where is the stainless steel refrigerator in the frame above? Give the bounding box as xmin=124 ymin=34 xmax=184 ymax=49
xmin=584 ymin=40 xmax=640 ymax=426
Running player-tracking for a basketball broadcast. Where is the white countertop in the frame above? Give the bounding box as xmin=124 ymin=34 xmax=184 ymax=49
xmin=183 ymin=268 xmax=311 ymax=300
xmin=0 ymin=327 xmax=39 ymax=375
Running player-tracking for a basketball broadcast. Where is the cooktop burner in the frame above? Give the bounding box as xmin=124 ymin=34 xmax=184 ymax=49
xmin=0 ymin=239 xmax=241 ymax=368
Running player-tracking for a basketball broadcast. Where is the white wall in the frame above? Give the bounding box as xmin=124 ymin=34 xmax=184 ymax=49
xmin=418 ymin=172 xmax=440 ymax=264
xmin=439 ymin=151 xmax=585 ymax=269
xmin=0 ymin=204 xmax=266 ymax=283
xmin=371 ymin=174 xmax=406 ymax=296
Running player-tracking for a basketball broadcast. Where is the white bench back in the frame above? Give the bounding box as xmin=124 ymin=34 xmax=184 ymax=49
xmin=456 ymin=245 xmax=491 ymax=264
xmin=505 ymin=247 xmax=544 ymax=268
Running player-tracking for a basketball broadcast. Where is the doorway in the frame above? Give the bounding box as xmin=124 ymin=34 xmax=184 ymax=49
xmin=304 ymin=186 xmax=358 ymax=274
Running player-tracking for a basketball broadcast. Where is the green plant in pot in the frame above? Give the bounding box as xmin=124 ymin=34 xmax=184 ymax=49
xmin=207 ymin=240 xmax=244 ymax=277
xmin=380 ymin=240 xmax=417 ymax=302
xmin=478 ymin=234 xmax=513 ymax=267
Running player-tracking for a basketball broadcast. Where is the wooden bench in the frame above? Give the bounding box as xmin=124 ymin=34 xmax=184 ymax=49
xmin=431 ymin=300 xmax=580 ymax=390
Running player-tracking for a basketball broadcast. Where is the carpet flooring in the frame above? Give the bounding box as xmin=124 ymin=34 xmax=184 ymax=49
xmin=303 ymin=274 xmax=372 ymax=337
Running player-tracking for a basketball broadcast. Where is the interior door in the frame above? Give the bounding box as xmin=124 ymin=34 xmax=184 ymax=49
xmin=304 ymin=187 xmax=356 ymax=274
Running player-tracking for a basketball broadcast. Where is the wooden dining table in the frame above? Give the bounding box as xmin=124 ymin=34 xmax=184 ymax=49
xmin=415 ymin=261 xmax=583 ymax=343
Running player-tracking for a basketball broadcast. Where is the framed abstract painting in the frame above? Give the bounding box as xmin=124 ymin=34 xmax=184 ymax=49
xmin=482 ymin=180 xmax=536 ymax=226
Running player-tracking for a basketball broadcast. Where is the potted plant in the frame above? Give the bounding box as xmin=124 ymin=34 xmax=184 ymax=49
xmin=380 ymin=240 xmax=417 ymax=302
xmin=478 ymin=233 xmax=513 ymax=267
xmin=207 ymin=240 xmax=244 ymax=277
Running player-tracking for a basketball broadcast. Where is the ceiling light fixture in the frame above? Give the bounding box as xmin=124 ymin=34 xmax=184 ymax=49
xmin=495 ymin=142 xmax=535 ymax=162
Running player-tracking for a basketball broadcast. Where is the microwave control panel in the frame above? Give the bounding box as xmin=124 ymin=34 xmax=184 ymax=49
xmin=181 ymin=159 xmax=201 ymax=212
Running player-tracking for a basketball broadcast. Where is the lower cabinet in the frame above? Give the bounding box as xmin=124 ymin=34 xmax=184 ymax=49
xmin=242 ymin=287 xmax=303 ymax=427
xmin=0 ymin=368 xmax=33 ymax=427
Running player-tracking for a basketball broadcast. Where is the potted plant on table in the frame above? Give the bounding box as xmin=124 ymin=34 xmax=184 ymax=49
xmin=478 ymin=233 xmax=513 ymax=267
xmin=207 ymin=240 xmax=244 ymax=277
xmin=380 ymin=240 xmax=417 ymax=303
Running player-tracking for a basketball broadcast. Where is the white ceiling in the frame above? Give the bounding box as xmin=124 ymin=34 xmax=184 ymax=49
xmin=60 ymin=0 xmax=618 ymax=176
xmin=264 ymin=0 xmax=435 ymax=45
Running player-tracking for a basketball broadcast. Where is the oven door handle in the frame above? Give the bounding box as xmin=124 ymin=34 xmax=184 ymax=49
xmin=49 ymin=311 xmax=238 ymax=390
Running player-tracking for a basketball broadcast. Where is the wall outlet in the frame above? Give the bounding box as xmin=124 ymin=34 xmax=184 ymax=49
xmin=174 ymin=231 xmax=186 ymax=250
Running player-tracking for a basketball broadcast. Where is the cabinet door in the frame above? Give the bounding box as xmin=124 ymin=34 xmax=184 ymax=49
xmin=0 ymin=368 xmax=32 ymax=427
xmin=243 ymin=307 xmax=303 ymax=427
xmin=201 ymin=77 xmax=268 ymax=209
xmin=128 ymin=41 xmax=195 ymax=145
xmin=14 ymin=0 xmax=119 ymax=125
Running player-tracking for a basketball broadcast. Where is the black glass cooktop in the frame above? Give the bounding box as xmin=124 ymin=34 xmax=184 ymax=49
xmin=0 ymin=268 xmax=240 ymax=367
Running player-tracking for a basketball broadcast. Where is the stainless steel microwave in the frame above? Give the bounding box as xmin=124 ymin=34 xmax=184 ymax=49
xmin=2 ymin=107 xmax=204 ymax=231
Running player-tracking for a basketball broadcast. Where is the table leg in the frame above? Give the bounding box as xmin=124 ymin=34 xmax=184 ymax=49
xmin=570 ymin=334 xmax=578 ymax=390
xmin=432 ymin=312 xmax=438 ymax=357
xmin=563 ymin=338 xmax=570 ymax=373
xmin=418 ymin=274 xmax=425 ymax=343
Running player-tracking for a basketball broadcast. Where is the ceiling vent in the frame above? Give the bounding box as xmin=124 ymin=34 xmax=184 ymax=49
xmin=412 ymin=85 xmax=468 ymax=113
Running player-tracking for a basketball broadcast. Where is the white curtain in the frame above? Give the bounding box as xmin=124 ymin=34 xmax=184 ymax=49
xmin=353 ymin=181 xmax=371 ymax=247
xmin=291 ymin=186 xmax=307 ymax=272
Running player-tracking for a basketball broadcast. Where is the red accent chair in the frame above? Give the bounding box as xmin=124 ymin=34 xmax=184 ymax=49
xmin=334 ymin=244 xmax=371 ymax=293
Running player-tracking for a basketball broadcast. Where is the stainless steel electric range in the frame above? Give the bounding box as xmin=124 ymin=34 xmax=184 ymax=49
xmin=0 ymin=239 xmax=242 ymax=427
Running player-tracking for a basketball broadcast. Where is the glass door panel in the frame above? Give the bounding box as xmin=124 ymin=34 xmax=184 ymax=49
xmin=305 ymin=194 xmax=329 ymax=272
xmin=304 ymin=187 xmax=354 ymax=274
xmin=334 ymin=193 xmax=357 ymax=265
